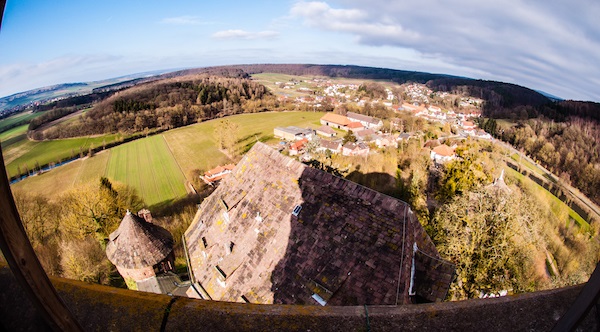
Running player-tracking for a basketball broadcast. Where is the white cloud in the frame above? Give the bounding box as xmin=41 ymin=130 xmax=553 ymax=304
xmin=0 ymin=55 xmax=122 ymax=97
xmin=160 ymin=16 xmax=207 ymax=26
xmin=291 ymin=2 xmax=419 ymax=43
xmin=212 ymin=29 xmax=279 ymax=40
xmin=290 ymin=0 xmax=600 ymax=101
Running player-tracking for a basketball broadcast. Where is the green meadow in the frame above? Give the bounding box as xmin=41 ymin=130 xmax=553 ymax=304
xmin=0 ymin=124 xmax=28 ymax=142
xmin=0 ymin=111 xmax=42 ymax=132
xmin=12 ymin=151 xmax=111 ymax=197
xmin=7 ymin=111 xmax=324 ymax=206
xmin=164 ymin=111 xmax=325 ymax=180
xmin=4 ymin=134 xmax=120 ymax=177
xmin=105 ymin=134 xmax=188 ymax=207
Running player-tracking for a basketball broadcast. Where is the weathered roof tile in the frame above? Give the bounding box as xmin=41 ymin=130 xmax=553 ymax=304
xmin=184 ymin=142 xmax=452 ymax=305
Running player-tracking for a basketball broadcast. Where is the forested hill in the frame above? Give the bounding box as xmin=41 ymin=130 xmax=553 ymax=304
xmin=427 ymin=77 xmax=550 ymax=115
xmin=541 ymin=100 xmax=600 ymax=123
xmin=31 ymin=74 xmax=272 ymax=139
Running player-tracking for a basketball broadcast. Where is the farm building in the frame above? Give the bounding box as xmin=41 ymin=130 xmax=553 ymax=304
xmin=320 ymin=113 xmax=351 ymax=129
xmin=316 ymin=125 xmax=337 ymax=137
xmin=183 ymin=142 xmax=454 ymax=305
xmin=202 ymin=164 xmax=236 ymax=185
xmin=462 ymin=121 xmax=476 ymax=130
xmin=274 ymin=126 xmax=314 ymax=141
xmin=346 ymin=122 xmax=364 ymax=132
xmin=376 ymin=134 xmax=398 ymax=148
xmin=317 ymin=139 xmax=342 ymax=154
xmin=342 ymin=142 xmax=370 ymax=156
xmin=106 ymin=210 xmax=180 ymax=294
xmin=346 ymin=112 xmax=383 ymax=130
xmin=397 ymin=133 xmax=413 ymax=141
xmin=355 ymin=128 xmax=377 ymax=142
xmin=289 ymin=138 xmax=308 ymax=156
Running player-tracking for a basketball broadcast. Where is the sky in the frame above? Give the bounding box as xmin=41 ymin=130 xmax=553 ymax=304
xmin=1 ymin=0 xmax=599 ymax=102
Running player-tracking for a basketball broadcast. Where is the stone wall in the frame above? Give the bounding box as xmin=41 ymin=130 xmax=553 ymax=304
xmin=117 ymin=265 xmax=155 ymax=284
xmin=1 ymin=265 xmax=598 ymax=331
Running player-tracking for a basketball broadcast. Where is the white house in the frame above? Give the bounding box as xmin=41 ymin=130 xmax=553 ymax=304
xmin=430 ymin=144 xmax=456 ymax=163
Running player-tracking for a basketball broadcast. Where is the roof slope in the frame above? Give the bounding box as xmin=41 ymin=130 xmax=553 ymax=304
xmin=321 ymin=113 xmax=351 ymax=126
xmin=184 ymin=142 xmax=452 ymax=305
xmin=106 ymin=212 xmax=174 ymax=269
xmin=432 ymin=144 xmax=455 ymax=157
xmin=316 ymin=125 xmax=336 ymax=135
xmin=347 ymin=112 xmax=381 ymax=125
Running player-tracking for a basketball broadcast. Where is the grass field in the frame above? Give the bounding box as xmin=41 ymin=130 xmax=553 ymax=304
xmin=510 ymin=153 xmax=547 ymax=178
xmin=495 ymin=119 xmax=516 ymax=127
xmin=505 ymin=166 xmax=589 ymax=232
xmin=0 ymin=111 xmax=41 ymax=132
xmin=105 ymin=135 xmax=187 ymax=207
xmin=164 ymin=111 xmax=325 ymax=180
xmin=8 ymin=111 xmax=324 ymax=206
xmin=0 ymin=124 xmax=28 ymax=142
xmin=251 ymin=72 xmax=399 ymax=99
xmin=12 ymin=151 xmax=111 ymax=197
xmin=4 ymin=134 xmax=120 ymax=177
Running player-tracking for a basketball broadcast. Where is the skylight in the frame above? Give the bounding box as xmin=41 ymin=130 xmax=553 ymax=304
xmin=292 ymin=205 xmax=302 ymax=216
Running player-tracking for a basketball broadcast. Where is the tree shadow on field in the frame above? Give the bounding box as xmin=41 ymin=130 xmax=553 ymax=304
xmin=345 ymin=170 xmax=401 ymax=199
xmin=236 ymin=132 xmax=262 ymax=145
xmin=148 ymin=192 xmax=212 ymax=217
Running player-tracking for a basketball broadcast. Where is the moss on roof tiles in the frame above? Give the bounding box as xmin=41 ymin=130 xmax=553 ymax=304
xmin=106 ymin=212 xmax=174 ymax=269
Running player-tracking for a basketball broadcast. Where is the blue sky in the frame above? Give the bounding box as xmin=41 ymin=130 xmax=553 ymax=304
xmin=1 ymin=0 xmax=599 ymax=102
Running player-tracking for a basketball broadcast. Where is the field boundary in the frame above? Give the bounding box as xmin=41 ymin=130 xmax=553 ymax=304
xmin=162 ymin=134 xmax=191 ymax=187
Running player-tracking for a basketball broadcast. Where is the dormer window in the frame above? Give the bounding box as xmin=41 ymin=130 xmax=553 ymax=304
xmin=215 ymin=265 xmax=227 ymax=279
xmin=226 ymin=241 xmax=234 ymax=255
xmin=292 ymin=205 xmax=302 ymax=216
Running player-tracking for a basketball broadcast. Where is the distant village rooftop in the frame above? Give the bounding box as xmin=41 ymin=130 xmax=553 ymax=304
xmin=203 ymin=164 xmax=236 ymax=184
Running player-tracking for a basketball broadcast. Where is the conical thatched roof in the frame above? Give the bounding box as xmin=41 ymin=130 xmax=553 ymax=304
xmin=106 ymin=211 xmax=174 ymax=269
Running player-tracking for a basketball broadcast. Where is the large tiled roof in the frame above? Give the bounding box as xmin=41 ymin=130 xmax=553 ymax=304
xmin=432 ymin=144 xmax=455 ymax=157
xmin=347 ymin=112 xmax=381 ymax=125
xmin=106 ymin=212 xmax=174 ymax=269
xmin=184 ymin=142 xmax=452 ymax=305
xmin=321 ymin=113 xmax=351 ymax=126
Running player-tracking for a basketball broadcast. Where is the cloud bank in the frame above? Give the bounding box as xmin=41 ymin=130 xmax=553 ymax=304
xmin=291 ymin=1 xmax=600 ymax=101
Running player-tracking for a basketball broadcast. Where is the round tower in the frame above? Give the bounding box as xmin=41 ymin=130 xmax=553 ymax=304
xmin=106 ymin=211 xmax=174 ymax=289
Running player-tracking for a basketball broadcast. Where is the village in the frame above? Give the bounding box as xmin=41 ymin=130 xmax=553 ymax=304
xmin=202 ymin=107 xmax=488 ymax=185
xmin=200 ymin=79 xmax=492 ymax=185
